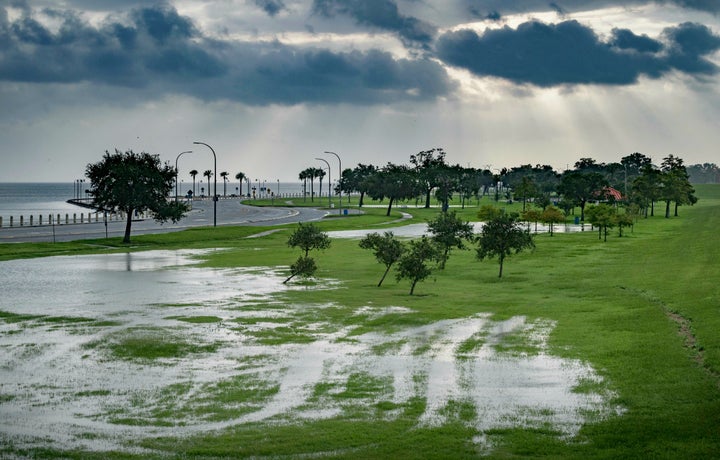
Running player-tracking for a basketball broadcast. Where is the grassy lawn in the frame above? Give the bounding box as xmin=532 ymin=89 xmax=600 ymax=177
xmin=1 ymin=186 xmax=718 ymax=458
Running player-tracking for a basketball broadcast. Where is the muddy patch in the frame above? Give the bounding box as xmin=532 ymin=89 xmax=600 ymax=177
xmin=0 ymin=250 xmax=623 ymax=454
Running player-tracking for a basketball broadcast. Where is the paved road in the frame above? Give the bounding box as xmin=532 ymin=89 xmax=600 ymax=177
xmin=0 ymin=199 xmax=330 ymax=243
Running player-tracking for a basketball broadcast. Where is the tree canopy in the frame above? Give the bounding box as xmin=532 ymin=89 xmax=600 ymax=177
xmin=86 ymin=149 xmax=188 ymax=243
xmin=476 ymin=213 xmax=534 ymax=278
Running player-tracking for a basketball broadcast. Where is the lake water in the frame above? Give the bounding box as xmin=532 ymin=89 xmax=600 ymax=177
xmin=0 ymin=182 xmax=307 ymax=221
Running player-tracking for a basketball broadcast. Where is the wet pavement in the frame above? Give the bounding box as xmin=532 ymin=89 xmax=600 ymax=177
xmin=0 ymin=199 xmax=330 ymax=243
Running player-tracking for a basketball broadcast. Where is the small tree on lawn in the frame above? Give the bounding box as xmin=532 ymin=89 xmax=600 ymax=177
xmin=86 ymin=149 xmax=188 ymax=244
xmin=284 ymin=223 xmax=331 ymax=284
xmin=616 ymin=213 xmax=634 ymax=237
xmin=396 ymin=236 xmax=440 ymax=295
xmin=585 ymin=204 xmax=616 ymax=242
xmin=359 ymin=231 xmax=405 ymax=287
xmin=521 ymin=208 xmax=542 ymax=233
xmin=476 ymin=213 xmax=534 ymax=278
xmin=541 ymin=205 xmax=565 ymax=236
xmin=427 ymin=211 xmax=474 ymax=269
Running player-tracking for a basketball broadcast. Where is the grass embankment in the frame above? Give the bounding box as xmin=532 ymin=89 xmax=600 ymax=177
xmin=1 ymin=187 xmax=719 ymax=458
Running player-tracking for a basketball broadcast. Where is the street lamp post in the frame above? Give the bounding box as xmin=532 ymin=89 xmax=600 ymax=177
xmin=192 ymin=141 xmax=217 ymax=227
xmin=175 ymin=150 xmax=192 ymax=203
xmin=324 ymin=151 xmax=342 ymax=214
xmin=316 ymin=157 xmax=331 ymax=209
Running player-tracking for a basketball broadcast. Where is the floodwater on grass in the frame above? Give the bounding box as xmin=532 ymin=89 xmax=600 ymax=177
xmin=328 ymin=221 xmax=586 ymax=239
xmin=0 ymin=249 xmax=623 ymax=454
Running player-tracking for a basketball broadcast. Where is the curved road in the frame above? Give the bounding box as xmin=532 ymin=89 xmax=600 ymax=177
xmin=0 ymin=199 xmax=330 ymax=243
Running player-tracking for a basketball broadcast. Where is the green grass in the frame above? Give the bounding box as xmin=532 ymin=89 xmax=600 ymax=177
xmin=2 ymin=185 xmax=719 ymax=458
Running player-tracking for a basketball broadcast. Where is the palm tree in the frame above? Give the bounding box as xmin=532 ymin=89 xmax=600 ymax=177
xmin=203 ymin=170 xmax=213 ymax=198
xmin=235 ymin=172 xmax=246 ymax=197
xmin=299 ymin=169 xmax=310 ymax=202
xmin=189 ymin=169 xmax=198 ymax=198
xmin=220 ymin=171 xmax=229 ymax=197
xmin=317 ymin=167 xmax=327 ymax=200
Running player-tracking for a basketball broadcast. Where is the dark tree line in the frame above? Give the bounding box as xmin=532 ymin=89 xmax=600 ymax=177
xmin=327 ymin=150 xmax=698 ymax=220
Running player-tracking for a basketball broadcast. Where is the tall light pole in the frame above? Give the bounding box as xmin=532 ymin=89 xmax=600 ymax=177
xmin=316 ymin=157 xmax=331 ymax=209
xmin=175 ymin=150 xmax=192 ymax=203
xmin=192 ymin=141 xmax=217 ymax=227
xmin=324 ymin=151 xmax=342 ymax=213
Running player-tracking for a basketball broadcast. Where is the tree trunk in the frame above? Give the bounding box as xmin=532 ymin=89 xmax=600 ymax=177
xmin=674 ymin=202 xmax=679 ymax=217
xmin=409 ymin=279 xmax=418 ymax=295
xmin=378 ymin=265 xmax=392 ymax=287
xmin=386 ymin=198 xmax=395 ymax=217
xmin=498 ymin=256 xmax=504 ymax=278
xmin=424 ymin=189 xmax=431 ymax=208
xmin=123 ymin=208 xmax=134 ymax=244
xmin=665 ymin=200 xmax=671 ymax=218
xmin=359 ymin=191 xmax=365 ymax=207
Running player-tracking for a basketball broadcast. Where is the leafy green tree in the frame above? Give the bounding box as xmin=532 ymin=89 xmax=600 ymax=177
xmin=476 ymin=213 xmax=534 ymax=278
xmin=540 ymin=205 xmax=565 ymax=236
xmin=557 ymin=170 xmax=608 ymax=221
xmin=616 ymin=213 xmax=634 ymax=237
xmin=366 ymin=163 xmax=419 ymax=216
xmin=477 ymin=204 xmax=503 ymax=221
xmin=409 ymin=148 xmax=448 ymax=208
xmin=86 ymin=149 xmax=188 ymax=244
xmin=521 ymin=208 xmax=542 ymax=233
xmin=340 ymin=164 xmax=378 ymax=207
xmin=631 ymin=164 xmax=662 ymax=217
xmin=585 ymin=204 xmax=616 ymax=241
xmin=396 ymin=236 xmax=440 ymax=295
xmin=359 ymin=231 xmax=405 ymax=286
xmin=427 ymin=211 xmax=474 ymax=269
xmin=284 ymin=223 xmax=331 ymax=284
xmin=660 ymin=155 xmax=696 ymax=218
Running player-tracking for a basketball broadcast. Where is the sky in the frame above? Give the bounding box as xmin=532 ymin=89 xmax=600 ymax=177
xmin=1 ymin=0 xmax=719 ymax=184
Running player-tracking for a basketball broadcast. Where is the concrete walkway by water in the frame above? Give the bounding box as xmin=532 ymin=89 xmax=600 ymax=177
xmin=0 ymin=199 xmax=330 ymax=243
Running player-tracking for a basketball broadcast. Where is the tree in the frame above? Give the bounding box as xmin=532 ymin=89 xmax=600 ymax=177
xmin=189 ymin=169 xmax=198 ymax=197
xmin=521 ymin=208 xmax=542 ymax=233
xmin=540 ymin=205 xmax=565 ymax=236
xmin=359 ymin=232 xmax=405 ymax=287
xmin=409 ymin=148 xmax=447 ymax=208
xmin=340 ymin=164 xmax=377 ymax=207
xmin=202 ymin=169 xmax=213 ymax=197
xmin=427 ymin=211 xmax=474 ymax=269
xmin=396 ymin=236 xmax=440 ymax=295
xmin=660 ymin=155 xmax=696 ymax=218
xmin=616 ymin=213 xmax=634 ymax=237
xmin=557 ymin=170 xmax=608 ymax=221
xmin=220 ymin=171 xmax=229 ymax=196
xmin=631 ymin=164 xmax=662 ymax=217
xmin=477 ymin=204 xmax=503 ymax=221
xmin=366 ymin=163 xmax=419 ymax=216
xmin=284 ymin=223 xmax=331 ymax=284
xmin=235 ymin=171 xmax=247 ymax=197
xmin=86 ymin=149 xmax=188 ymax=244
xmin=585 ymin=204 xmax=616 ymax=241
xmin=316 ymin=167 xmax=327 ymax=200
xmin=476 ymin=213 xmax=534 ymax=278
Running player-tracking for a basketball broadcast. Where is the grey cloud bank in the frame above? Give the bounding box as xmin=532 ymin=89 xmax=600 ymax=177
xmin=1 ymin=0 xmax=719 ymax=182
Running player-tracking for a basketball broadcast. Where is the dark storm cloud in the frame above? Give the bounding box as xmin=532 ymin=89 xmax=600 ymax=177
xmin=435 ymin=20 xmax=720 ymax=87
xmin=461 ymin=0 xmax=720 ymax=17
xmin=0 ymin=4 xmax=454 ymax=104
xmin=254 ymin=0 xmax=287 ymax=17
xmin=312 ymin=0 xmax=436 ymax=48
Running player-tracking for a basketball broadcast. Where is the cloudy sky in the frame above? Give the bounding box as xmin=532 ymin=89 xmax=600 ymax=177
xmin=1 ymin=0 xmax=719 ymax=184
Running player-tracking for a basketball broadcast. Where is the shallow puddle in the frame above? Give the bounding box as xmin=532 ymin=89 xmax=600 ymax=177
xmin=0 ymin=250 xmax=622 ymax=454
